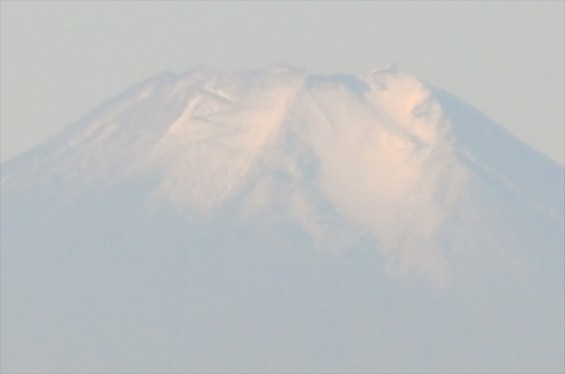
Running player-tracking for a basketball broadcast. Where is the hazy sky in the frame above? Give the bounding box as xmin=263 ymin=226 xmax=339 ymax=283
xmin=1 ymin=1 xmax=563 ymax=164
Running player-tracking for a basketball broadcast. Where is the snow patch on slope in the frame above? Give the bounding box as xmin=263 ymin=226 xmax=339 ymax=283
xmin=146 ymin=69 xmax=306 ymax=212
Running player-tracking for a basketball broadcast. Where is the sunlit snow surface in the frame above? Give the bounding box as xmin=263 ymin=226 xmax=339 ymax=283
xmin=1 ymin=66 xmax=563 ymax=373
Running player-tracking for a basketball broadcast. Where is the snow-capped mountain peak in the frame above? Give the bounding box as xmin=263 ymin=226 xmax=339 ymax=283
xmin=3 ymin=65 xmax=562 ymax=285
xmin=2 ymin=65 xmax=563 ymax=373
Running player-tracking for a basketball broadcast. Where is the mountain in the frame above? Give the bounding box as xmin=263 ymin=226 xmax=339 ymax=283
xmin=1 ymin=65 xmax=563 ymax=373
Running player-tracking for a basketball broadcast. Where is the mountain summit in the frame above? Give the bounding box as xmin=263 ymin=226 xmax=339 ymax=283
xmin=1 ymin=66 xmax=563 ymax=373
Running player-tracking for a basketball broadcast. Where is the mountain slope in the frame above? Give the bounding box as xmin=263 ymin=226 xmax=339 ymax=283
xmin=1 ymin=65 xmax=563 ymax=373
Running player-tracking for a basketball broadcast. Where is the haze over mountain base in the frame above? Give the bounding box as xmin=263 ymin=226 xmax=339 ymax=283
xmin=1 ymin=65 xmax=563 ymax=373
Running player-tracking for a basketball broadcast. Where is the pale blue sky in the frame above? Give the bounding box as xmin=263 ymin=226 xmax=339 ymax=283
xmin=1 ymin=1 xmax=563 ymax=163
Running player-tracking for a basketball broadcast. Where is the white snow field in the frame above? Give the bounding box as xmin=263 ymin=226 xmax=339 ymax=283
xmin=1 ymin=66 xmax=563 ymax=373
